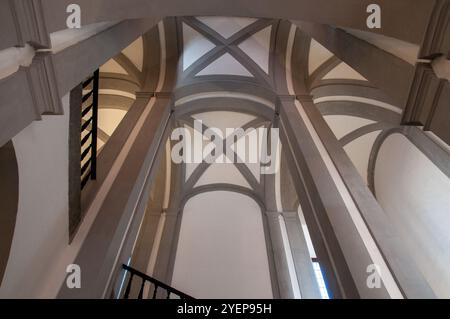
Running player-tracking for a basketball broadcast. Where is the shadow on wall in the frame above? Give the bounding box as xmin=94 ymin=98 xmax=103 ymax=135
xmin=0 ymin=141 xmax=19 ymax=285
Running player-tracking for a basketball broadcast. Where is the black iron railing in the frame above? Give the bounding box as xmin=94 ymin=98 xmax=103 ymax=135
xmin=122 ymin=264 xmax=194 ymax=299
xmin=80 ymin=70 xmax=99 ymax=189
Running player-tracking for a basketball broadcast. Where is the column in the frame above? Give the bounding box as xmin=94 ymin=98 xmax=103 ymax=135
xmin=279 ymin=95 xmax=436 ymax=298
xmin=282 ymin=211 xmax=322 ymax=299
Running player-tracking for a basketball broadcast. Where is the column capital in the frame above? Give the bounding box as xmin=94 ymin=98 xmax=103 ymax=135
xmin=277 ymin=94 xmax=296 ymax=102
xmin=135 ymin=91 xmax=154 ymax=99
xmin=295 ymin=94 xmax=314 ymax=102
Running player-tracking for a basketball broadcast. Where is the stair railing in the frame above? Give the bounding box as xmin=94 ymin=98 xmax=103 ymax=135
xmin=121 ymin=264 xmax=194 ymax=299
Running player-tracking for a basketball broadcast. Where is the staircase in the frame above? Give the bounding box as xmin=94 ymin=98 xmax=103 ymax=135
xmin=121 ymin=264 xmax=194 ymax=299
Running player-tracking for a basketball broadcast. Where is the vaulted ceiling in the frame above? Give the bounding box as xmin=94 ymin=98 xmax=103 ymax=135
xmin=306 ymin=38 xmax=403 ymax=188
xmin=97 ymin=16 xmax=415 ymax=207
xmin=96 ymin=37 xmax=144 ymax=150
xmin=173 ymin=17 xmax=285 ymax=212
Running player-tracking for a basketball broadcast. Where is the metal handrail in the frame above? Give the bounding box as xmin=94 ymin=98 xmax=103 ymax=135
xmin=122 ymin=264 xmax=194 ymax=299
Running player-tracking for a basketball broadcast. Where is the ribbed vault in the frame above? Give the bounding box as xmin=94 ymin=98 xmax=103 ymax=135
xmin=89 ymin=15 xmax=448 ymax=299
xmin=96 ymin=15 xmax=412 ymax=216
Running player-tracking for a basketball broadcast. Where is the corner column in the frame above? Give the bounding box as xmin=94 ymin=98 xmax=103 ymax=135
xmin=279 ymin=94 xmax=436 ymax=298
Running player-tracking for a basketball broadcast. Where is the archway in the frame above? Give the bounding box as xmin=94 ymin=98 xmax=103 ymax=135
xmin=172 ymin=190 xmax=273 ymax=298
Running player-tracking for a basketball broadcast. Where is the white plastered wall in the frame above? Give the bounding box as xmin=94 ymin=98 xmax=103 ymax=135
xmin=0 ymin=94 xmax=70 ymax=298
xmin=172 ymin=191 xmax=273 ymax=298
xmin=375 ymin=134 xmax=450 ymax=298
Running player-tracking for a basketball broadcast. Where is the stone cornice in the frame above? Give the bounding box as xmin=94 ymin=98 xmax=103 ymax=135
xmin=10 ymin=0 xmax=50 ymax=48
xmin=403 ymin=63 xmax=450 ymax=145
xmin=28 ymin=53 xmax=63 ymax=114
xmin=419 ymin=0 xmax=450 ymax=59
xmin=0 ymin=52 xmax=62 ymax=146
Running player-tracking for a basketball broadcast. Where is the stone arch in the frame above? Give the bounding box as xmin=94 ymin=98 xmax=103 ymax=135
xmin=172 ymin=189 xmax=278 ymax=298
